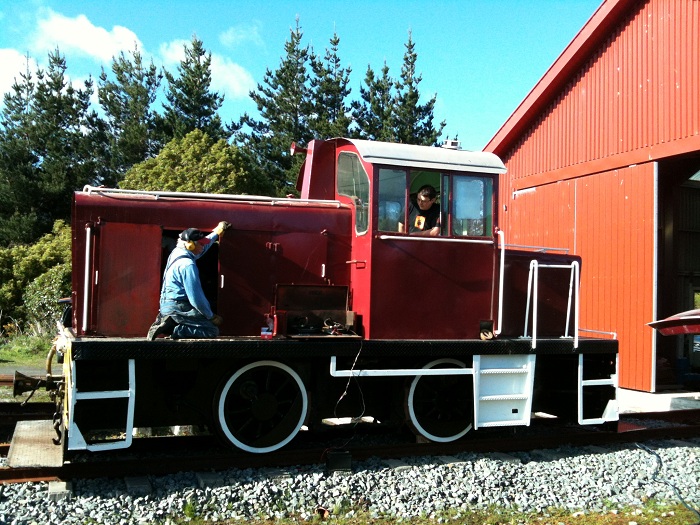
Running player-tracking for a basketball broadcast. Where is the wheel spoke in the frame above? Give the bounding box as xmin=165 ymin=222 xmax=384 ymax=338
xmin=407 ymin=359 xmax=473 ymax=443
xmin=216 ymin=361 xmax=308 ymax=453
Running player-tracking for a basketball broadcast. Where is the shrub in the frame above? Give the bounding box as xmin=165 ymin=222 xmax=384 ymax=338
xmin=0 ymin=220 xmax=71 ymax=334
xmin=24 ymin=262 xmax=72 ymax=334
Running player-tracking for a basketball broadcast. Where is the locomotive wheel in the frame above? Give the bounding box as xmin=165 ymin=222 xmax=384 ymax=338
xmin=216 ymin=360 xmax=308 ymax=453
xmin=406 ymin=358 xmax=473 ymax=442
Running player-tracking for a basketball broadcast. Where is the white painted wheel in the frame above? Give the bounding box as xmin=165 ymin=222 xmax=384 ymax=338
xmin=407 ymin=358 xmax=473 ymax=442
xmin=216 ymin=360 xmax=308 ymax=453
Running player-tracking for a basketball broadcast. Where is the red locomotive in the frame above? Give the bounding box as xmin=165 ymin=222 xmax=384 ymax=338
xmin=28 ymin=138 xmax=618 ymax=454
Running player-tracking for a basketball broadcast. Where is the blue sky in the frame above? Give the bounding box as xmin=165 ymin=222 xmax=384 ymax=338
xmin=0 ymin=0 xmax=602 ymax=151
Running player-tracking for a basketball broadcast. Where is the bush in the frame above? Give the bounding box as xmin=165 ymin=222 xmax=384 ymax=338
xmin=0 ymin=220 xmax=71 ymax=334
xmin=24 ymin=262 xmax=72 ymax=334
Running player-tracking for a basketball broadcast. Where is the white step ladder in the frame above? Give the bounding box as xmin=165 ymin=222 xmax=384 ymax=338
xmin=67 ymin=359 xmax=136 ymax=451
xmin=473 ymin=354 xmax=536 ymax=429
xmin=578 ymin=353 xmax=619 ymax=424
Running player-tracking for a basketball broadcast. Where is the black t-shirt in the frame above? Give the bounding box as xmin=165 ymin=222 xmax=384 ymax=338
xmin=407 ymin=201 xmax=440 ymax=234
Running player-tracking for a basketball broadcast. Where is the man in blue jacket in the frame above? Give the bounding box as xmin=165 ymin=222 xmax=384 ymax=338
xmin=147 ymin=221 xmax=230 ymax=340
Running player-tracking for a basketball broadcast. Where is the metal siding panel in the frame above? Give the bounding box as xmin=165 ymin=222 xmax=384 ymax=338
xmin=498 ymin=0 xmax=698 ymax=392
xmin=503 ymin=0 xmax=700 ymax=177
xmin=572 ymin=165 xmax=656 ymax=391
xmin=506 ymin=166 xmax=655 ymax=391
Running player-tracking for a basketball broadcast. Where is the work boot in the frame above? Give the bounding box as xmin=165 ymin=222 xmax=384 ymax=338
xmin=146 ymin=314 xmax=176 ymax=340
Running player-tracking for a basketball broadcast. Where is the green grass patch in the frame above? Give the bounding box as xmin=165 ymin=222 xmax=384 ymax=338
xmin=0 ymin=333 xmax=54 ymax=370
xmin=166 ymin=500 xmax=700 ymax=524
xmin=0 ymin=333 xmax=55 ymax=402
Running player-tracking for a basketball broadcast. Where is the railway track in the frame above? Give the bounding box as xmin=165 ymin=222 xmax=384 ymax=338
xmin=0 ymin=375 xmax=13 ymax=388
xmin=1 ymin=409 xmax=699 ymax=485
xmin=0 ymin=402 xmax=55 ymax=426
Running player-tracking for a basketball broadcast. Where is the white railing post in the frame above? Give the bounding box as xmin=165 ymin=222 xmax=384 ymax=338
xmin=82 ymin=225 xmax=93 ymax=333
xmin=524 ymin=260 xmax=579 ymax=350
xmin=495 ymin=230 xmax=505 ymax=336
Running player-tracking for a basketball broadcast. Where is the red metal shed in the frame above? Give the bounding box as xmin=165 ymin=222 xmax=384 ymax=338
xmin=486 ymin=0 xmax=700 ymax=392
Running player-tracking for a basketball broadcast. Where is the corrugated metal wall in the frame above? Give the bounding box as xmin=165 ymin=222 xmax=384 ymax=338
xmin=506 ymin=0 xmax=700 ymax=186
xmin=502 ymin=164 xmax=656 ymax=390
xmin=498 ymin=0 xmax=700 ymax=391
xmin=574 ymin=165 xmax=656 ymax=391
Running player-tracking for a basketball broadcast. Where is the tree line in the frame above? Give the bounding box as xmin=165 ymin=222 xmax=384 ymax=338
xmin=0 ymin=20 xmax=446 ymax=332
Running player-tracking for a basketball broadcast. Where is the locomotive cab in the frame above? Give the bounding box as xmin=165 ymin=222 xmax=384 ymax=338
xmin=297 ymin=138 xmax=505 ymax=340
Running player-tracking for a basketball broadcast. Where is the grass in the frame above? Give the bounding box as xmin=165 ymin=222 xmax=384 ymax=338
xmin=0 ymin=333 xmax=53 ymax=370
xmin=167 ymin=500 xmax=700 ymax=525
xmin=0 ymin=333 xmax=55 ymax=402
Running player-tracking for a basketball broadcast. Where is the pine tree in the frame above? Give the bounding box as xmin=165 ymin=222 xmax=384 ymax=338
xmin=350 ymin=62 xmax=396 ymax=142
xmin=159 ymin=36 xmax=227 ymax=142
xmin=237 ymin=18 xmax=313 ymax=194
xmin=393 ymin=31 xmax=445 ymax=145
xmin=0 ymin=50 xmax=109 ymax=245
xmin=350 ymin=32 xmax=446 ymax=145
xmin=98 ymin=47 xmax=162 ymax=182
xmin=0 ymin=60 xmax=39 ymax=244
xmin=309 ymin=32 xmax=352 ymax=139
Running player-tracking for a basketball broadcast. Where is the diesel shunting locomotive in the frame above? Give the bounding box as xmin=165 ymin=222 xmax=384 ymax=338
xmin=19 ymin=138 xmax=618 ymax=455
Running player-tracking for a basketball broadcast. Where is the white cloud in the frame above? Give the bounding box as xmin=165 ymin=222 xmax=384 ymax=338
xmin=0 ymin=48 xmax=38 ymax=99
xmin=158 ymin=39 xmax=188 ymax=68
xmin=219 ymin=22 xmax=264 ymax=50
xmin=211 ymin=54 xmax=255 ymax=99
xmin=30 ymin=8 xmax=142 ymax=62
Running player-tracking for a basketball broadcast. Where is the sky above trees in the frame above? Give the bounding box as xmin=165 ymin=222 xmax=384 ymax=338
xmin=0 ymin=0 xmax=602 ymax=151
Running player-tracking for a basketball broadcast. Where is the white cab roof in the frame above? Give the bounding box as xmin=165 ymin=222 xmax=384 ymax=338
xmin=346 ymin=139 xmax=507 ymax=175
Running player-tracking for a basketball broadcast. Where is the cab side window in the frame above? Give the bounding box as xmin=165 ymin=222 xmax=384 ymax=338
xmin=451 ymin=175 xmax=493 ymax=237
xmin=337 ymin=152 xmax=370 ymax=235
xmin=377 ymin=168 xmax=405 ymax=232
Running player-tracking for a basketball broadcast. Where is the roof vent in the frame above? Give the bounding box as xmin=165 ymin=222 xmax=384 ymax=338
xmin=441 ymin=139 xmax=460 ymax=150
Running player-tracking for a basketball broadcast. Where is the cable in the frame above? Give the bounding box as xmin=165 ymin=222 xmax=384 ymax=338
xmin=635 ymin=442 xmax=700 ymax=525
xmin=334 ymin=339 xmax=366 ymax=420
xmin=320 ymin=340 xmax=367 ymax=458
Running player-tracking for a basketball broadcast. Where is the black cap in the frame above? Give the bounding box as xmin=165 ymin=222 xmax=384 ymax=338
xmin=180 ymin=228 xmax=210 ymax=244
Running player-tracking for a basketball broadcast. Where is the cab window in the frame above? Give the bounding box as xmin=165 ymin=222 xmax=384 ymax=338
xmin=337 ymin=152 xmax=370 ymax=235
xmin=377 ymin=168 xmax=405 ymax=232
xmin=450 ymin=175 xmax=493 ymax=237
xmin=378 ymin=168 xmax=442 ymax=235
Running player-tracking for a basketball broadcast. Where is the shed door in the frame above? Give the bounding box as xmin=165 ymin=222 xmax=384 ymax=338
xmin=95 ymin=222 xmax=162 ymax=336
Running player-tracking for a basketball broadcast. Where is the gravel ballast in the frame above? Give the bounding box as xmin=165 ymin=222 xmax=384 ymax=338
xmin=1 ymin=439 xmax=699 ymax=524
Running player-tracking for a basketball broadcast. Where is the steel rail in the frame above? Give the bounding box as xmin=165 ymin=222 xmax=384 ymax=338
xmin=1 ymin=410 xmax=699 ymax=485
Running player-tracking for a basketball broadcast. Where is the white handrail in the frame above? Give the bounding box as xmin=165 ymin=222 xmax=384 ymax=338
xmin=523 ymin=260 xmax=580 ymax=349
xmin=495 ymin=230 xmax=505 ymax=336
xmin=82 ymin=225 xmax=92 ymax=333
xmin=330 ymin=356 xmax=474 ymax=377
xmin=82 ymin=185 xmax=342 ymax=207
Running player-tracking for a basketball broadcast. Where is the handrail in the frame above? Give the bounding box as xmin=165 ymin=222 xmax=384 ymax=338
xmin=523 ymin=260 xmax=580 ymax=349
xmin=81 ymin=225 xmax=92 ymax=333
xmin=81 ymin=185 xmax=343 ymax=208
xmin=502 ymin=243 xmax=570 ymax=254
xmin=495 ymin=230 xmax=505 ymax=336
xmin=330 ymin=356 xmax=474 ymax=377
xmin=377 ymin=235 xmax=493 ymax=244
xmin=579 ymin=328 xmax=617 ymax=339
